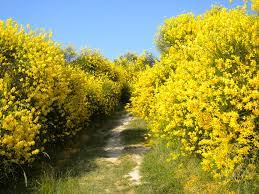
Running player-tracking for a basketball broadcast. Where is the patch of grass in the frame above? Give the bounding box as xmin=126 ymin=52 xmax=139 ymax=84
xmin=32 ymin=155 xmax=136 ymax=194
xmin=127 ymin=118 xmax=147 ymax=130
xmin=135 ymin=140 xmax=258 ymax=194
xmin=33 ymin=169 xmax=80 ymax=194
xmin=120 ymin=118 xmax=147 ymax=146
xmin=120 ymin=128 xmax=146 ymax=146
xmin=76 ymin=155 xmax=136 ymax=194
xmin=134 ymin=141 xmax=183 ymax=194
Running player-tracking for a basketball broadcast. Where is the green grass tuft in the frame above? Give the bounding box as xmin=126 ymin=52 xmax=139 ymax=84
xmin=135 ymin=140 xmax=258 ymax=194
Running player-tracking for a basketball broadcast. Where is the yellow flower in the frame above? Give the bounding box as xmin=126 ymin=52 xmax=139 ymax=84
xmin=31 ymin=149 xmax=39 ymax=155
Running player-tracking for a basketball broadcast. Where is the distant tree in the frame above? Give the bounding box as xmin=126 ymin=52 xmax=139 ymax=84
xmin=63 ymin=45 xmax=77 ymax=63
xmin=114 ymin=52 xmax=139 ymax=66
xmin=114 ymin=51 xmax=156 ymax=67
xmin=141 ymin=51 xmax=156 ymax=66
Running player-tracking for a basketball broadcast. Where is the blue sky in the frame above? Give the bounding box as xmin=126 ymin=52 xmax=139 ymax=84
xmin=1 ymin=0 xmax=244 ymax=59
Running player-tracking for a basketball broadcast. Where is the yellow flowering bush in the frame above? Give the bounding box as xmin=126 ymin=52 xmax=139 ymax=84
xmin=129 ymin=7 xmax=258 ymax=181
xmin=69 ymin=48 xmax=119 ymax=81
xmin=251 ymin=0 xmax=259 ymax=12
xmin=66 ymin=48 xmax=123 ymax=115
xmin=0 ymin=19 xmax=123 ymax=176
xmin=114 ymin=52 xmax=156 ymax=102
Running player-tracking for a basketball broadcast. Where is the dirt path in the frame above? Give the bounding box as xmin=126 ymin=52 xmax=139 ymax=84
xmin=1 ymin=111 xmax=149 ymax=194
xmin=103 ymin=113 xmax=133 ymax=163
xmin=102 ymin=113 xmax=148 ymax=186
xmin=51 ymin=111 xmax=149 ymax=194
xmin=72 ymin=111 xmax=150 ymax=193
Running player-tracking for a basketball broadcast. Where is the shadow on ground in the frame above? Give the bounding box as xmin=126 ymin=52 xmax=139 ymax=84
xmin=120 ymin=128 xmax=146 ymax=146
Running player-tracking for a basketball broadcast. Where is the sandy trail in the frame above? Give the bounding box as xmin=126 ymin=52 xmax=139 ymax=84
xmin=103 ymin=113 xmax=148 ymax=185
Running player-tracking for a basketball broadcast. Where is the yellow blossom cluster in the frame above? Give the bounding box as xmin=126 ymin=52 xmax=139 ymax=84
xmin=129 ymin=7 xmax=258 ymax=181
xmin=0 ymin=19 xmax=123 ymax=174
xmin=66 ymin=48 xmax=123 ymax=115
xmin=70 ymin=48 xmax=120 ymax=82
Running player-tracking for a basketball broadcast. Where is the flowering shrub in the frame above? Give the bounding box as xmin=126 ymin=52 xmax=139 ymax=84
xmin=114 ymin=52 xmax=156 ymax=103
xmin=70 ymin=48 xmax=120 ymax=81
xmin=129 ymin=7 xmax=258 ymax=181
xmin=0 ymin=19 xmax=123 ymax=176
xmin=67 ymin=48 xmax=123 ymax=115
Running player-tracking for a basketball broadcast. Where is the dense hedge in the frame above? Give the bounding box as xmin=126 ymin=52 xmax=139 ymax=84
xmin=129 ymin=7 xmax=258 ymax=181
xmin=0 ymin=19 xmax=124 ymax=177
